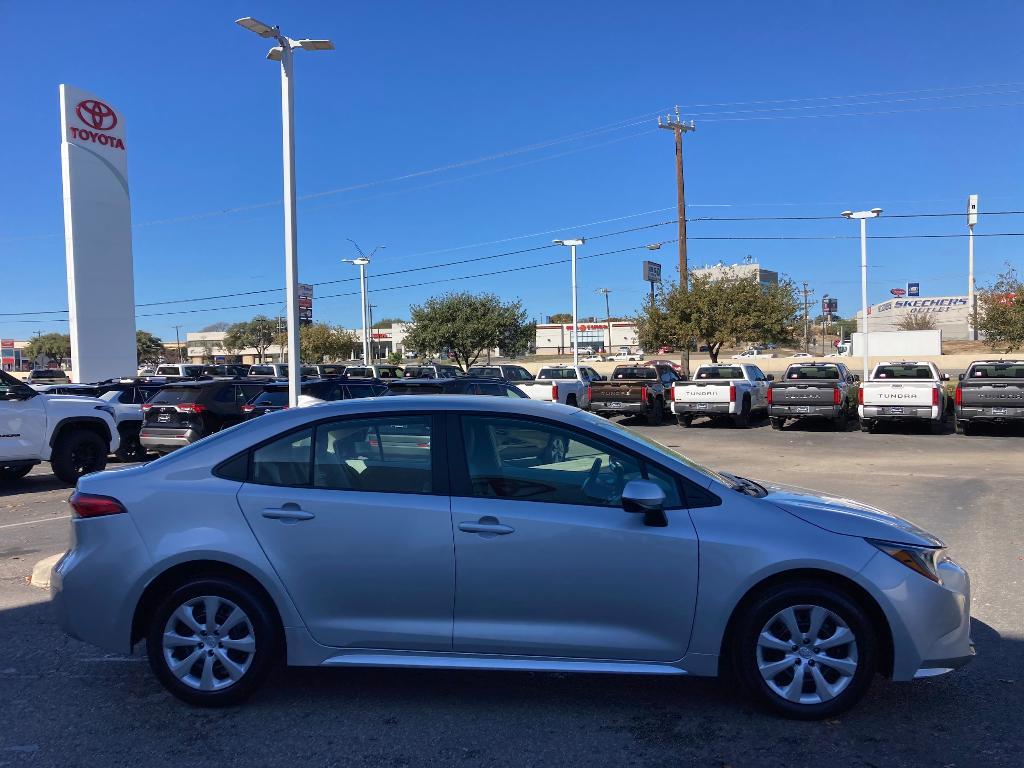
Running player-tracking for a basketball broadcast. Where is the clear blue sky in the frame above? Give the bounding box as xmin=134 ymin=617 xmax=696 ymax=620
xmin=3 ymin=0 xmax=1023 ymax=341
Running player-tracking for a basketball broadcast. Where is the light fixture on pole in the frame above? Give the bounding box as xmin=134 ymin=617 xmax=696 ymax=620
xmin=967 ymin=194 xmax=979 ymax=340
xmin=343 ymin=241 xmax=384 ymax=364
xmin=553 ymin=238 xmax=585 ymax=368
xmin=841 ymin=207 xmax=882 ymax=382
xmin=235 ymin=16 xmax=334 ymax=407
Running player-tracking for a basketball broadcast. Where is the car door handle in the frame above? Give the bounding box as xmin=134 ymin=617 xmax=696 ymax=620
xmin=262 ymin=507 xmax=315 ymax=521
xmin=458 ymin=519 xmax=515 ymax=535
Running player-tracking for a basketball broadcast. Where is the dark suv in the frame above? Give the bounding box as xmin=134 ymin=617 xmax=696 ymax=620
xmin=139 ymin=380 xmax=266 ymax=453
xmin=203 ymin=364 xmax=251 ymax=378
xmin=402 ymin=364 xmax=462 ymax=379
xmin=466 ymin=364 xmax=535 ymax=383
xmin=242 ymin=378 xmax=389 ymax=419
xmin=387 ymin=377 xmax=527 ymax=398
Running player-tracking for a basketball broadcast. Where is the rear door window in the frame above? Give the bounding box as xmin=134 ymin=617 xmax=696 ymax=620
xmin=251 ymin=428 xmax=313 ymax=487
xmin=313 ymin=415 xmax=434 ymax=494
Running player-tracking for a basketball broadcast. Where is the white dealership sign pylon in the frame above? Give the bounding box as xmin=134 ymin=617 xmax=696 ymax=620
xmin=59 ymin=84 xmax=137 ymax=383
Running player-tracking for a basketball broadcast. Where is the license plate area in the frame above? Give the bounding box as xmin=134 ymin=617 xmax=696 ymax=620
xmin=610 ymin=402 xmax=623 ymax=408
xmin=796 ymin=405 xmax=809 ymax=413
xmin=157 ymin=413 xmax=171 ymax=422
xmin=992 ymin=407 xmax=1007 ymax=416
xmin=886 ymin=406 xmax=904 ymax=415
xmin=694 ymin=402 xmax=708 ymax=409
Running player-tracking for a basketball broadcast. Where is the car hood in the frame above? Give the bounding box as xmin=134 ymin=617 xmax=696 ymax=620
xmin=40 ymin=394 xmax=106 ymax=407
xmin=763 ymin=481 xmax=943 ymax=547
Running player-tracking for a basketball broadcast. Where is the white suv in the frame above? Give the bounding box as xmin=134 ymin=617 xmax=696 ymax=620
xmin=0 ymin=369 xmax=119 ymax=484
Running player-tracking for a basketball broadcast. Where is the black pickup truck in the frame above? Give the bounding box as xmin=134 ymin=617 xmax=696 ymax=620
xmin=589 ymin=364 xmax=677 ymax=425
xmin=955 ymin=360 xmax=1024 ymax=434
xmin=767 ymin=362 xmax=860 ymax=431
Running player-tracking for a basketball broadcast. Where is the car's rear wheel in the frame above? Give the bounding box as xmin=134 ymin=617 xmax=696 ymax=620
xmin=646 ymin=398 xmax=664 ymax=425
xmin=115 ymin=429 xmax=148 ymax=462
xmin=733 ymin=583 xmax=877 ymax=720
xmin=956 ymin=420 xmax=972 ymax=436
xmin=677 ymin=414 xmax=693 ymax=428
xmin=733 ymin=396 xmax=751 ymax=428
xmin=770 ymin=417 xmax=786 ymax=430
xmin=50 ymin=430 xmax=107 ymax=484
xmin=0 ymin=465 xmax=33 ymax=484
xmin=860 ymin=419 xmax=875 ymax=433
xmin=146 ymin=577 xmax=278 ymax=706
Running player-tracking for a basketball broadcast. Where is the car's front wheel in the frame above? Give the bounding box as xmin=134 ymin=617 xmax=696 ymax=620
xmin=146 ymin=577 xmax=279 ymax=706
xmin=732 ymin=583 xmax=877 ymax=719
xmin=50 ymin=430 xmax=107 ymax=484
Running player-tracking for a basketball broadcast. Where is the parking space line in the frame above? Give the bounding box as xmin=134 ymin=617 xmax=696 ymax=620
xmin=0 ymin=514 xmax=71 ymax=530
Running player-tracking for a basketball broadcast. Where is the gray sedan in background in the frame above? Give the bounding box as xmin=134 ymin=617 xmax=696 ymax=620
xmin=51 ymin=396 xmax=972 ymax=718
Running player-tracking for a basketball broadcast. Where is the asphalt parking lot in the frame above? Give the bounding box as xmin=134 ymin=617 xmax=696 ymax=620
xmin=1 ymin=420 xmax=1022 ymax=767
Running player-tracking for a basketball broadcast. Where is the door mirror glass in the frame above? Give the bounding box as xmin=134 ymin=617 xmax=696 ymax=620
xmin=621 ymin=479 xmax=668 ymax=527
xmin=941 ymin=373 xmax=950 ymax=381
xmin=958 ymin=373 xmax=965 ymax=381
xmin=766 ymin=374 xmax=775 ymax=381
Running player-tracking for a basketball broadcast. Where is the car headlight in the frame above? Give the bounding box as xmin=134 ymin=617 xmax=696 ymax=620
xmin=94 ymin=404 xmax=116 ymax=417
xmin=867 ymin=538 xmax=946 ymax=583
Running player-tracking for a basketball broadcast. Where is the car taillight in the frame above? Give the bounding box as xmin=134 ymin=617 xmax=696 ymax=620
xmin=858 ymin=387 xmax=864 ymax=405
xmin=955 ymin=385 xmax=962 ymax=406
xmin=551 ymin=384 xmax=558 ymax=401
xmin=641 ymin=386 xmax=648 ymax=404
xmin=729 ymin=384 xmax=736 ymax=403
xmin=242 ymin=404 xmax=255 ymax=412
xmin=176 ymin=403 xmax=206 ymax=413
xmin=670 ymin=386 xmax=676 ymax=401
xmin=587 ymin=385 xmax=592 ymax=402
xmin=69 ymin=491 xmax=126 ymax=519
xmin=766 ymin=387 xmax=773 ymax=405
xmin=932 ymin=387 xmax=939 ymax=406
xmin=833 ymin=387 xmax=842 ymax=406
xmin=141 ymin=403 xmax=152 ymax=411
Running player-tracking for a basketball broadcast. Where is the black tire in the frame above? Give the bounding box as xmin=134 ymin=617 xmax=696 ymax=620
xmin=646 ymin=398 xmax=664 ymax=426
xmin=565 ymin=394 xmax=578 ymax=408
xmin=733 ymin=396 xmax=751 ymax=428
xmin=146 ymin=577 xmax=279 ymax=707
xmin=50 ymin=430 xmax=107 ymax=484
xmin=832 ymin=409 xmax=849 ymax=432
xmin=0 ymin=465 xmax=33 ymax=484
xmin=860 ymin=419 xmax=875 ymax=433
xmin=929 ymin=418 xmax=945 ymax=436
xmin=115 ymin=428 xmax=148 ymax=462
xmin=677 ymin=414 xmax=693 ymax=428
xmin=731 ymin=582 xmax=878 ymax=720
xmin=770 ymin=417 xmax=786 ymax=431
xmin=956 ymin=419 xmax=972 ymax=436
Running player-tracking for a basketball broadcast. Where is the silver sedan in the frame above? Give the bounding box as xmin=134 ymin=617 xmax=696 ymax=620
xmin=51 ymin=396 xmax=973 ymax=718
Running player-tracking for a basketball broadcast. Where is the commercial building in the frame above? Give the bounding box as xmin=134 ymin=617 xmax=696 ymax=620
xmin=1 ymin=339 xmax=31 ymax=372
xmin=533 ymin=322 xmax=640 ymax=355
xmin=692 ymin=261 xmax=778 ymax=287
xmin=855 ymin=295 xmax=973 ymax=341
xmin=183 ymin=323 xmax=413 ymax=364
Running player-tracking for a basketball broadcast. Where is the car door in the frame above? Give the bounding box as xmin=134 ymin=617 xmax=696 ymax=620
xmin=0 ymin=374 xmax=46 ymax=461
xmin=448 ymin=413 xmax=699 ymax=661
xmin=235 ymin=412 xmax=455 ymax=651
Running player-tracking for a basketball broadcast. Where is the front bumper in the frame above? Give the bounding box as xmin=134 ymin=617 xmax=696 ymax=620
xmin=956 ymin=405 xmax=1024 ymax=422
xmin=769 ymin=404 xmax=841 ymax=418
xmin=139 ymin=427 xmax=200 ymax=450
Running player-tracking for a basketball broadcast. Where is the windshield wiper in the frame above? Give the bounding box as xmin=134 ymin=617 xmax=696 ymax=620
xmin=719 ymin=472 xmax=767 ymax=498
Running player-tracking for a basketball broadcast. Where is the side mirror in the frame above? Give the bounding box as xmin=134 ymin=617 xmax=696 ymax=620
xmin=621 ymin=479 xmax=668 ymax=527
xmin=851 ymin=374 xmax=860 ymax=383
xmin=941 ymin=373 xmax=950 ymax=381
xmin=958 ymin=373 xmax=965 ymax=381
xmin=766 ymin=374 xmax=775 ymax=381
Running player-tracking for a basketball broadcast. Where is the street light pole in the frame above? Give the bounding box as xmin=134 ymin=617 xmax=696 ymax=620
xmin=344 ymin=241 xmax=384 ymax=365
xmin=842 ymin=208 xmax=882 ymax=382
xmin=968 ymin=194 xmax=979 ymax=340
xmin=236 ymin=17 xmax=334 ymax=407
xmin=554 ymin=238 xmax=585 ymax=368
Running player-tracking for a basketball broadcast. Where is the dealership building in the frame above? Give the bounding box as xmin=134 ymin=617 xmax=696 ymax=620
xmin=855 ymin=295 xmax=974 ymax=340
xmin=533 ymin=321 xmax=640 ymax=355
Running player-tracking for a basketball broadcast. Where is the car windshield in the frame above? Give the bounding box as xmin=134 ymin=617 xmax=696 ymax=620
xmin=873 ymin=365 xmax=935 ymax=379
xmin=31 ymin=370 xmax=66 ymax=379
xmin=695 ymin=366 xmax=744 ymax=380
xmin=469 ymin=367 xmax=502 ymax=377
xmin=537 ymin=368 xmax=580 ymax=379
xmin=249 ymin=366 xmax=274 ymax=375
xmin=612 ymin=367 xmax=656 ymax=379
xmin=388 ymin=383 xmax=443 ymax=394
xmin=786 ymin=365 xmax=841 ymax=380
xmin=149 ymin=387 xmax=199 ymax=405
xmin=250 ymin=390 xmax=288 ymax=407
xmin=968 ymin=363 xmax=1024 ymax=378
xmin=403 ymin=367 xmax=429 ymax=378
xmin=318 ymin=366 xmax=346 ymax=377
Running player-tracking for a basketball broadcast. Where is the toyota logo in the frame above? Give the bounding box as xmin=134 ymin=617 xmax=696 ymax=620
xmin=75 ymin=99 xmax=118 ymax=131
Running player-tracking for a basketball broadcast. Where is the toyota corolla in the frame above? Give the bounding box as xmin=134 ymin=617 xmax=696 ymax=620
xmin=51 ymin=396 xmax=972 ymax=718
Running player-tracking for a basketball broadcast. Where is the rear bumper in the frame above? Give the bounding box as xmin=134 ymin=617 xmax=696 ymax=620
xmin=139 ymin=427 xmax=201 ymax=450
xmin=592 ymin=402 xmax=644 ymax=415
xmin=957 ymin=406 xmax=1024 ymax=422
xmin=672 ymin=401 xmax=732 ymax=416
xmin=769 ymin=404 xmax=841 ymax=418
xmin=861 ymin=405 xmax=938 ymax=421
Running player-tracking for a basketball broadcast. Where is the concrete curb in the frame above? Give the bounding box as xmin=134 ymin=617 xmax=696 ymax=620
xmin=30 ymin=553 xmax=63 ymax=590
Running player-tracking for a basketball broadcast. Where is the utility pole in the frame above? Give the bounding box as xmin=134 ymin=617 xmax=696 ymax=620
xmin=596 ymin=288 xmax=613 ymax=353
xmin=801 ymin=282 xmax=814 ymax=353
xmin=173 ymin=325 xmax=185 ymax=363
xmin=658 ymin=107 xmax=695 ymax=375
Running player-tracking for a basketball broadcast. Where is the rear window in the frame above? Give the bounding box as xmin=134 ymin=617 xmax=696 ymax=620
xmin=249 ymin=366 xmax=274 ymax=375
xmin=968 ymin=363 xmax=1024 ymax=378
xmin=318 ymin=365 xmax=346 ymax=377
xmin=388 ymin=383 xmax=444 ymax=395
xmin=155 ymin=366 xmax=180 ymax=375
xmin=612 ymin=367 xmax=656 ymax=379
xmin=469 ymin=367 xmax=502 ymax=377
xmin=404 ymin=367 xmax=429 ymax=378
xmin=537 ymin=368 xmax=580 ymax=380
xmin=786 ymin=365 xmax=841 ymax=380
xmin=183 ymin=366 xmax=204 ymax=377
xmin=345 ymin=367 xmax=371 ymax=377
xmin=376 ymin=367 xmax=402 ymax=379
xmin=149 ymin=387 xmax=199 ymax=405
xmin=695 ymin=367 xmax=744 ymax=380
xmin=30 ymin=370 xmax=66 ymax=379
xmin=874 ymin=365 xmax=935 ymax=379
xmin=250 ymin=390 xmax=289 ymax=407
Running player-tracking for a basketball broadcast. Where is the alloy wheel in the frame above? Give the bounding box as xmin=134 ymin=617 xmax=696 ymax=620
xmin=756 ymin=604 xmax=858 ymax=705
xmin=162 ymin=595 xmax=256 ymax=692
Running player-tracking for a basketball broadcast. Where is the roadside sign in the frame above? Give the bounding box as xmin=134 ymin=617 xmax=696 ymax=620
xmin=642 ymin=260 xmax=662 ymax=283
xmin=907 ymin=282 xmax=920 ymax=297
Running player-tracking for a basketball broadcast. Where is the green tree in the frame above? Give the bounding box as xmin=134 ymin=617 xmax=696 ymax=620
xmin=222 ymin=316 xmax=278 ymax=363
xmin=896 ymin=313 xmax=937 ymax=331
xmin=372 ymin=317 xmax=406 ymax=329
xmin=547 ymin=312 xmax=573 ymax=323
xmin=24 ymin=333 xmax=72 ymax=367
xmin=978 ymin=265 xmax=1024 ymax=352
xmin=200 ymin=321 xmax=231 ymax=332
xmin=299 ymin=323 xmax=359 ymax=362
xmin=635 ymin=273 xmax=800 ymax=363
xmin=136 ymin=330 xmax=164 ymax=364
xmin=404 ymin=292 xmax=534 ymax=371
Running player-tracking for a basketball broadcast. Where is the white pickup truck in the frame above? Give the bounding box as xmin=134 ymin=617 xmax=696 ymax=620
xmin=671 ymin=363 xmax=772 ymax=428
xmin=0 ymin=369 xmax=120 ymax=484
xmin=518 ymin=365 xmax=601 ymax=408
xmin=858 ymin=361 xmax=949 ymax=434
